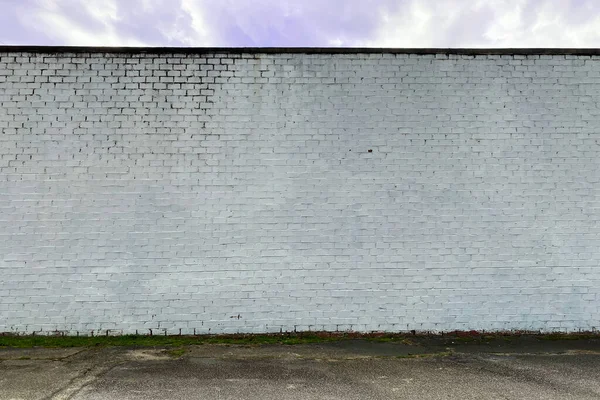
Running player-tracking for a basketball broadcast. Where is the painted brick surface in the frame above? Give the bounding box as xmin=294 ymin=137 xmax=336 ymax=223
xmin=1 ymin=50 xmax=600 ymax=335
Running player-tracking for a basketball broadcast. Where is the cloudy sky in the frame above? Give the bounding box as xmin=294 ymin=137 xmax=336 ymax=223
xmin=0 ymin=0 xmax=599 ymax=47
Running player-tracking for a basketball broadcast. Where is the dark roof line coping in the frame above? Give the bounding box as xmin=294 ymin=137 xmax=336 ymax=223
xmin=1 ymin=46 xmax=600 ymax=56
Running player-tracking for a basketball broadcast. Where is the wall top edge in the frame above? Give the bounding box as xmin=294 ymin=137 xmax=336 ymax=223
xmin=1 ymin=46 xmax=600 ymax=56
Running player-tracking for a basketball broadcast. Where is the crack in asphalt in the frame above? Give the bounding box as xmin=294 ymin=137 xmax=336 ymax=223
xmin=40 ymin=350 xmax=126 ymax=400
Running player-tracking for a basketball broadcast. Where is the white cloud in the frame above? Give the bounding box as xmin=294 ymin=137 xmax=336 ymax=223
xmin=8 ymin=0 xmax=600 ymax=47
xmin=355 ymin=0 xmax=473 ymax=47
xmin=482 ymin=0 xmax=527 ymax=44
xmin=179 ymin=0 xmax=216 ymax=46
xmin=22 ymin=0 xmax=149 ymax=46
xmin=354 ymin=0 xmax=600 ymax=48
xmin=487 ymin=0 xmax=600 ymax=47
xmin=370 ymin=1 xmax=434 ymax=47
xmin=83 ymin=0 xmax=120 ymax=24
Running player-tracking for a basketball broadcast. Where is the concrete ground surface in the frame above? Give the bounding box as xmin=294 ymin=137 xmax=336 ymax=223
xmin=1 ymin=337 xmax=600 ymax=399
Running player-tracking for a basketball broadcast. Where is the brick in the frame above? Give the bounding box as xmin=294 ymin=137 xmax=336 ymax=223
xmin=0 ymin=50 xmax=599 ymax=335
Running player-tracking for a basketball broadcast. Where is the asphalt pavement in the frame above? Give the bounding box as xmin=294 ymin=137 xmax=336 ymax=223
xmin=1 ymin=336 xmax=600 ymax=399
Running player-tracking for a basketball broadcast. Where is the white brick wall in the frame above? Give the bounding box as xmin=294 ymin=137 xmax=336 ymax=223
xmin=1 ymin=50 xmax=600 ymax=335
